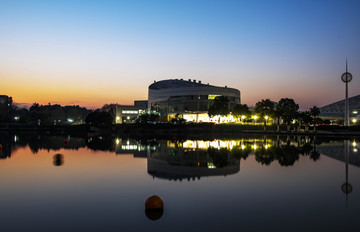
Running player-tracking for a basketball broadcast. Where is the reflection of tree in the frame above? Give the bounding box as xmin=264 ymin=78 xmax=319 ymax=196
xmin=276 ymin=143 xmax=300 ymax=166
xmin=208 ymin=148 xmax=230 ymax=168
xmin=86 ymin=137 xmax=114 ymax=151
xmin=232 ymin=146 xmax=251 ymax=160
xmin=255 ymin=146 xmax=275 ymax=166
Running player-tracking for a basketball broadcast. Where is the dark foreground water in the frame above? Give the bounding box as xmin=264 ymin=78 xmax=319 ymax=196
xmin=0 ymin=134 xmax=359 ymax=232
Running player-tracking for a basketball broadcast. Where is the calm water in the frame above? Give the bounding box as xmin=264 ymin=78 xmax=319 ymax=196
xmin=0 ymin=134 xmax=359 ymax=232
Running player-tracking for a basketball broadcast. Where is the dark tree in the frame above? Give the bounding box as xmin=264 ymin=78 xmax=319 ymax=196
xmin=208 ymin=96 xmax=230 ymax=120
xmin=310 ymin=106 xmax=320 ymax=123
xmin=85 ymin=110 xmax=114 ymax=125
xmin=275 ymin=98 xmax=299 ymax=125
xmin=232 ymin=104 xmax=251 ymax=122
xmin=254 ymin=99 xmax=275 ymax=126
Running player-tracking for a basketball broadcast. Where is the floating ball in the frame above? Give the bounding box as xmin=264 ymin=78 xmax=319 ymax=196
xmin=145 ymin=209 xmax=163 ymax=221
xmin=145 ymin=195 xmax=164 ymax=210
xmin=53 ymin=153 xmax=64 ymax=166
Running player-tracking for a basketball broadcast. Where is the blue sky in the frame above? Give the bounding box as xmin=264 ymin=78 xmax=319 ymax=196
xmin=0 ymin=0 xmax=359 ymax=109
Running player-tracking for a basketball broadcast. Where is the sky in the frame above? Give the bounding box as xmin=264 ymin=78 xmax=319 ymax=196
xmin=0 ymin=0 xmax=359 ymax=110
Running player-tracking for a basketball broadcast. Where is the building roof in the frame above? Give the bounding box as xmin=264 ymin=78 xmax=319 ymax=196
xmin=320 ymin=95 xmax=360 ymax=114
xmin=149 ymin=79 xmax=215 ymax=90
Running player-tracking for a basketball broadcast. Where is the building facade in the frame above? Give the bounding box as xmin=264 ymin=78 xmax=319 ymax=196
xmin=115 ymin=101 xmax=147 ymax=124
xmin=148 ymin=79 xmax=240 ymax=121
xmin=320 ymin=95 xmax=360 ymax=125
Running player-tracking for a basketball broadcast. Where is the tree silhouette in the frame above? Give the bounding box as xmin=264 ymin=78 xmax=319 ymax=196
xmin=254 ymin=99 xmax=275 ymax=126
xmin=208 ymin=96 xmax=230 ymax=122
xmin=232 ymin=104 xmax=251 ymax=122
xmin=276 ymin=98 xmax=299 ymax=126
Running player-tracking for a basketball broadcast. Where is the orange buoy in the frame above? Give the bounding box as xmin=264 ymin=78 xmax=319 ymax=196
xmin=145 ymin=195 xmax=164 ymax=210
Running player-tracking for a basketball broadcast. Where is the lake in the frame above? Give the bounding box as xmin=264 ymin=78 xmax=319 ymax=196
xmin=0 ymin=134 xmax=359 ymax=231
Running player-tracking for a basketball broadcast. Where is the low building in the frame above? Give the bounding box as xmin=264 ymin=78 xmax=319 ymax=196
xmin=115 ymin=101 xmax=147 ymax=124
xmin=148 ymin=79 xmax=240 ymax=122
xmin=320 ymin=95 xmax=360 ymax=124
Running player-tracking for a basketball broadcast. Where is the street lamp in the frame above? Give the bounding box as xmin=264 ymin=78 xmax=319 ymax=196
xmin=241 ymin=115 xmax=245 ymax=123
xmin=253 ymin=115 xmax=258 ymax=125
xmin=264 ymin=115 xmax=269 ymax=125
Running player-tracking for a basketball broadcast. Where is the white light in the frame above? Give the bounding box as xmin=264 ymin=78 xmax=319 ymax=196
xmin=352 ymin=119 xmax=357 ymax=123
xmin=116 ymin=139 xmax=120 ymax=145
xmin=241 ymin=144 xmax=245 ymax=150
xmin=67 ymin=119 xmax=74 ymax=123
xmin=353 ymin=111 xmax=358 ymax=114
xmin=127 ymin=116 xmax=130 ymax=119
xmin=116 ymin=116 xmax=120 ymax=120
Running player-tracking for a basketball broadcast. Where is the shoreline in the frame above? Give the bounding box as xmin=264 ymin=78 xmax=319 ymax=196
xmin=1 ymin=123 xmax=360 ymax=138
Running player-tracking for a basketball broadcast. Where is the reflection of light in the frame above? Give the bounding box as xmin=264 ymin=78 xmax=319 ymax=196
xmin=241 ymin=145 xmax=245 ymax=150
xmin=265 ymin=144 xmax=268 ymax=149
xmin=14 ymin=135 xmax=17 ymax=142
xmin=116 ymin=139 xmax=120 ymax=145
xmin=207 ymin=163 xmax=216 ymax=169
xmin=353 ymin=141 xmax=357 ymax=147
xmin=253 ymin=144 xmax=257 ymax=150
xmin=354 ymin=148 xmax=358 ymax=152
xmin=121 ymin=145 xmax=138 ymax=150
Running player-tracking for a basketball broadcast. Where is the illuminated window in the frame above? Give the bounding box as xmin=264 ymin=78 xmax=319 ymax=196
xmin=122 ymin=110 xmax=138 ymax=114
xmin=208 ymin=95 xmax=220 ymax=100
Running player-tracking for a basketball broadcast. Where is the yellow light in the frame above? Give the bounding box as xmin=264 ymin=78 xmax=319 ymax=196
xmin=253 ymin=144 xmax=257 ymax=150
xmin=265 ymin=144 xmax=268 ymax=149
xmin=116 ymin=139 xmax=120 ymax=145
xmin=353 ymin=141 xmax=357 ymax=147
xmin=253 ymin=115 xmax=257 ymax=120
xmin=116 ymin=116 xmax=120 ymax=120
xmin=241 ymin=144 xmax=245 ymax=150
xmin=264 ymin=116 xmax=269 ymax=120
xmin=241 ymin=115 xmax=246 ymax=119
xmin=352 ymin=119 xmax=357 ymax=123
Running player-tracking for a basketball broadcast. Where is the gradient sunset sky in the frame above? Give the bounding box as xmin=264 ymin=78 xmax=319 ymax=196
xmin=1 ymin=0 xmax=359 ymax=110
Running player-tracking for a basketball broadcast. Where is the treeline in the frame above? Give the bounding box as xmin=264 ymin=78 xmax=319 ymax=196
xmin=9 ymin=103 xmax=92 ymax=125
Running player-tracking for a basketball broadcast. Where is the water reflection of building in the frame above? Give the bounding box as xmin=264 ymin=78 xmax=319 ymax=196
xmin=147 ymin=140 xmax=240 ymax=181
xmin=114 ymin=138 xmax=147 ymax=158
xmin=316 ymin=140 xmax=360 ymax=167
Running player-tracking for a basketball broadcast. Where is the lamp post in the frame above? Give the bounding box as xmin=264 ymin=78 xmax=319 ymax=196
xmin=341 ymin=60 xmax=352 ymax=126
xmin=241 ymin=115 xmax=245 ymax=124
